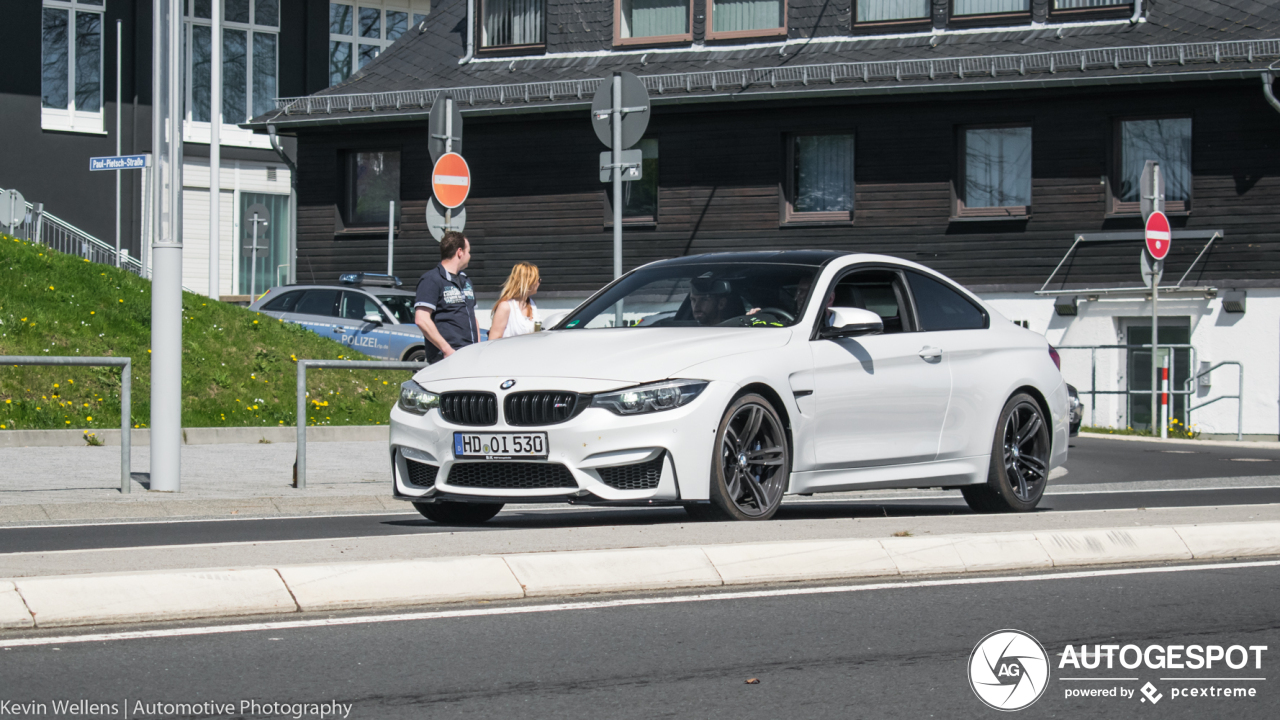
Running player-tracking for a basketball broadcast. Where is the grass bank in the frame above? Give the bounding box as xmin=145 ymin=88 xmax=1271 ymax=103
xmin=0 ymin=234 xmax=408 ymax=431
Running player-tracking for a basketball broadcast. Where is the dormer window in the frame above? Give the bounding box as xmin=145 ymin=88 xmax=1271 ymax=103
xmin=481 ymin=0 xmax=545 ymax=49
xmin=615 ymin=0 xmax=693 ymax=46
xmin=707 ymin=0 xmax=786 ymax=40
xmin=854 ymin=0 xmax=930 ymax=28
xmin=951 ymin=0 xmax=1030 ymax=20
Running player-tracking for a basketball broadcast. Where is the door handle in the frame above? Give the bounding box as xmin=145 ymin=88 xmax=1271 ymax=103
xmin=331 ymin=327 xmax=345 ymax=333
xmin=919 ymin=346 xmax=942 ymax=360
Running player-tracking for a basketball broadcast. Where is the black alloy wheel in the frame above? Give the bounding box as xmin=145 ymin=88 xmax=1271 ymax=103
xmin=689 ymin=394 xmax=790 ymax=521
xmin=413 ymin=501 xmax=504 ymax=524
xmin=963 ymin=392 xmax=1052 ymax=513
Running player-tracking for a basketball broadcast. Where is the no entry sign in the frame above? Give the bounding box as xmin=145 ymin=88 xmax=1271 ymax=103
xmin=1145 ymin=211 xmax=1171 ymax=260
xmin=431 ymin=152 xmax=470 ymax=209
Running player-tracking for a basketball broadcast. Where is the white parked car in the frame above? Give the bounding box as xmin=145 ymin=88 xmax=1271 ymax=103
xmin=389 ymin=251 xmax=1069 ymax=523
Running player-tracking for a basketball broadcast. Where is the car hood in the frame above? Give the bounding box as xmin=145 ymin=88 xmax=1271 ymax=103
xmin=413 ymin=327 xmax=793 ymax=386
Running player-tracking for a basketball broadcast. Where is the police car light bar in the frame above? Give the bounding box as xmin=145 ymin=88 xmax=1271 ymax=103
xmin=338 ymin=273 xmax=402 ymax=287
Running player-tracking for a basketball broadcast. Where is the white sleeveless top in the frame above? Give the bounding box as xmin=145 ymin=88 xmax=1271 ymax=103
xmin=501 ymin=299 xmax=538 ymax=337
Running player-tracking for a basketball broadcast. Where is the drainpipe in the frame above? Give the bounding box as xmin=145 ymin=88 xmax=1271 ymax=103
xmin=1130 ymin=0 xmax=1143 ymax=24
xmin=1262 ymin=72 xmax=1280 ymax=115
xmin=268 ymin=124 xmax=299 ymax=284
xmin=459 ymin=0 xmax=475 ymax=64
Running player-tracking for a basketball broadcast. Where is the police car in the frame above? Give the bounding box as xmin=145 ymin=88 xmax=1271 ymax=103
xmin=251 ymin=273 xmax=431 ymax=362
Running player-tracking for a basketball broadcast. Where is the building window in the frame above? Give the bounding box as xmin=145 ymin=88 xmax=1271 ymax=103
xmin=41 ymin=0 xmax=104 ymax=133
xmin=952 ymin=0 xmax=1030 ymax=16
xmin=956 ymin=126 xmax=1031 ymax=217
xmin=481 ymin=0 xmax=544 ymax=48
xmin=708 ymin=0 xmax=785 ymax=39
xmin=239 ymin=192 xmax=290 ymax=296
xmin=185 ymin=0 xmax=278 ymax=130
xmin=1053 ymin=0 xmax=1131 ymax=10
xmin=854 ymin=0 xmax=929 ymax=25
xmin=329 ymin=1 xmax=430 ymax=86
xmin=344 ymin=150 xmax=401 ymax=227
xmin=616 ymin=0 xmax=692 ymax=45
xmin=786 ymin=134 xmax=854 ymax=223
xmin=1112 ymin=117 xmax=1191 ymax=215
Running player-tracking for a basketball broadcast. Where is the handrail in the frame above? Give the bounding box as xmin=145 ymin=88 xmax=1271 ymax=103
xmin=1 ymin=186 xmax=144 ymax=276
xmin=1184 ymin=361 xmax=1244 ymax=442
xmin=295 ymin=359 xmax=426 ymax=488
xmin=1055 ymin=344 xmax=1197 ymax=431
xmin=2 ymin=356 xmax=132 ymax=492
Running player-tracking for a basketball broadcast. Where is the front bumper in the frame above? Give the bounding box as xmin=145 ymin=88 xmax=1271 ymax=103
xmin=389 ymin=378 xmax=734 ymax=504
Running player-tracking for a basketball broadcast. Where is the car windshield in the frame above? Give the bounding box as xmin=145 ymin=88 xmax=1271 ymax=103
xmin=377 ymin=294 xmax=416 ymax=324
xmin=558 ymin=263 xmax=820 ymax=330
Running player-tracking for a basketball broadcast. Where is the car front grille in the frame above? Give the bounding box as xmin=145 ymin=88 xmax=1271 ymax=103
xmin=504 ymin=391 xmax=585 ymax=426
xmin=439 ymin=392 xmax=498 ymax=426
xmin=446 ymin=462 xmax=578 ymax=490
xmin=597 ymin=454 xmax=665 ymax=491
xmin=405 ymin=459 xmax=439 ymax=488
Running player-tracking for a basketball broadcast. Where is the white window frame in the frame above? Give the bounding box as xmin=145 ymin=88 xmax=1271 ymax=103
xmin=183 ymin=1 xmax=280 ymax=149
xmin=328 ymin=1 xmax=431 ymax=87
xmin=41 ymin=0 xmax=106 ymax=134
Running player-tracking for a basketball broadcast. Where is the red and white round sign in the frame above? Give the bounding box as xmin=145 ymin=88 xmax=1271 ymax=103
xmin=1145 ymin=211 xmax=1171 ymax=260
xmin=431 ymin=152 xmax=470 ymax=209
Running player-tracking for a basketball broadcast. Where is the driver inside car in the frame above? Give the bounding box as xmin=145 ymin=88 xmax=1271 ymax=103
xmin=689 ymin=278 xmax=743 ymax=326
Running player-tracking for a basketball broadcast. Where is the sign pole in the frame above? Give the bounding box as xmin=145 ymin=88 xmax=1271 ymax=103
xmin=209 ymin=0 xmax=222 ymax=299
xmin=387 ymin=201 xmax=395 ymax=275
xmin=1149 ymin=163 xmax=1162 ymax=437
xmin=115 ymin=19 xmax=122 ymax=268
xmin=445 ymin=98 xmax=453 ymax=229
xmin=612 ymin=73 xmax=623 ymax=328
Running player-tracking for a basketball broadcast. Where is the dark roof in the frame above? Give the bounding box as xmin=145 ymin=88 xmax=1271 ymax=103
xmin=249 ymin=0 xmax=1280 ymax=130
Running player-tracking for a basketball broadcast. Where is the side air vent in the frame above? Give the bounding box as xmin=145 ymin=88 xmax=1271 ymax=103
xmin=405 ymin=459 xmax=439 ymax=488
xmin=597 ymin=454 xmax=664 ymax=491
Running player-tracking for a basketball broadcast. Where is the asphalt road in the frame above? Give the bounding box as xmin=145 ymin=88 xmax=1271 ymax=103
xmin=2 ymin=436 xmax=1278 ymax=554
xmin=3 ymin=561 xmax=1276 ymax=718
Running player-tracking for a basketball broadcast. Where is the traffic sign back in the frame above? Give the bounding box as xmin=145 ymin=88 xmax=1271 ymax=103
xmin=591 ymin=72 xmax=650 ymax=149
xmin=432 ymin=153 xmax=471 ymax=209
xmin=1145 ymin=211 xmax=1171 ymax=260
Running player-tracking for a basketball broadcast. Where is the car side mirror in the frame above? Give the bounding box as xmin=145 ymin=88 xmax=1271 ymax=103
xmin=819 ymin=307 xmax=883 ymax=339
xmin=362 ymin=313 xmax=383 ymax=325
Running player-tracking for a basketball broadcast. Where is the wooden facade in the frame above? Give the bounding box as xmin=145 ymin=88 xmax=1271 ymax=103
xmin=294 ymin=79 xmax=1280 ymax=293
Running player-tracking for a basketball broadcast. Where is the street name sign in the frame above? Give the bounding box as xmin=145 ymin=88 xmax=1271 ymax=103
xmin=89 ymin=154 xmax=151 ymax=171
xmin=1145 ymin=210 xmax=1171 ymax=260
xmin=431 ymin=152 xmax=471 ymax=209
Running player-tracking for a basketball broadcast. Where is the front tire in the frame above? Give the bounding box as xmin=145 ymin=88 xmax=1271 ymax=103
xmin=963 ymin=393 xmax=1051 ymax=513
xmin=705 ymin=394 xmax=790 ymax=521
xmin=413 ymin=501 xmax=503 ymax=524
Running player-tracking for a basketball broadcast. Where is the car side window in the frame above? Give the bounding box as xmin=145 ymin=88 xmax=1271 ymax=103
xmin=905 ymin=271 xmax=988 ymax=331
xmin=826 ymin=269 xmax=913 ymax=334
xmin=340 ymin=291 xmax=388 ymax=322
xmin=294 ymin=289 xmax=340 ymax=317
xmin=261 ymin=290 xmax=303 ymax=312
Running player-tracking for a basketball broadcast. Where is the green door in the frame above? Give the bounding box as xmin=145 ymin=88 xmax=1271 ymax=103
xmin=1126 ymin=321 xmax=1190 ymax=431
xmin=240 ymin=193 xmax=290 ymax=297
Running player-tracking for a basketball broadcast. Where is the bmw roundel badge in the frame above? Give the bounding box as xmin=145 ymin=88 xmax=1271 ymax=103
xmin=500 ymin=379 xmax=516 ymax=390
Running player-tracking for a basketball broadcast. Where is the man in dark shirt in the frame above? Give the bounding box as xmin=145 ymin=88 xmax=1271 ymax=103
xmin=414 ymin=231 xmax=478 ymax=363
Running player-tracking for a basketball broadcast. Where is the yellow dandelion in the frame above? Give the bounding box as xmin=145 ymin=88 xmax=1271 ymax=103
xmin=86 ymin=416 xmax=92 ymax=422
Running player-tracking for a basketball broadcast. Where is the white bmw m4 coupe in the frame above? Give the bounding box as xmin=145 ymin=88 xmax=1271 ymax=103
xmin=390 ymin=251 xmax=1069 ymax=523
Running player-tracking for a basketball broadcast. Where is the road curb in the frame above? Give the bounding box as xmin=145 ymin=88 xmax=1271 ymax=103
xmin=3 ymin=520 xmax=1277 ymax=629
xmin=0 ymin=425 xmax=389 ymax=448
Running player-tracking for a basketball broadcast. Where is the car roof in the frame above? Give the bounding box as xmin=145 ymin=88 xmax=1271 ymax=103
xmin=647 ymin=250 xmax=851 ymax=267
xmin=266 ymin=284 xmax=414 ymax=296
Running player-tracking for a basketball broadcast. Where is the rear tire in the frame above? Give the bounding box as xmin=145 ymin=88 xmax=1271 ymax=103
xmin=963 ymin=392 xmax=1052 ymax=513
xmin=413 ymin=501 xmax=503 ymax=524
xmin=406 ymin=348 xmax=428 ymax=363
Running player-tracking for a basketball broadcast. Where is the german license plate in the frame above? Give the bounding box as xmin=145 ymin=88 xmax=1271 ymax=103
xmin=453 ymin=432 xmax=548 ymax=459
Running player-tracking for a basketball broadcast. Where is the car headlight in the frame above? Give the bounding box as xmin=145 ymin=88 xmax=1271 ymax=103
xmin=398 ymin=380 xmax=440 ymax=415
xmin=591 ymin=379 xmax=708 ymax=416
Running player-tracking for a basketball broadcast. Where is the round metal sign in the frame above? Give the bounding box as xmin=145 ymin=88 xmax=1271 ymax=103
xmin=425 ymin=196 xmax=466 ymax=242
xmin=1145 ymin=210 xmax=1171 ymax=260
xmin=1 ymin=188 xmax=26 ymax=229
xmin=591 ymin=72 xmax=650 ymax=150
xmin=432 ymin=152 xmax=471 ymax=209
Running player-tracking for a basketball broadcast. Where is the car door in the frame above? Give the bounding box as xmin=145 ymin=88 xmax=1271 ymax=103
xmin=337 ymin=290 xmax=396 ymax=359
xmin=903 ymin=270 xmax=997 ymax=461
xmin=289 ymin=288 xmax=342 ymax=340
xmin=810 ymin=267 xmax=952 ymax=468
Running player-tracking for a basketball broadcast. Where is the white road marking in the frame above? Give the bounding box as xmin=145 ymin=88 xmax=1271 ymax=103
xmin=2 ymin=559 xmax=1277 ymax=649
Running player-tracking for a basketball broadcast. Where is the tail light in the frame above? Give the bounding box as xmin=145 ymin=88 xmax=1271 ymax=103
xmin=1048 ymin=345 xmax=1061 ymax=371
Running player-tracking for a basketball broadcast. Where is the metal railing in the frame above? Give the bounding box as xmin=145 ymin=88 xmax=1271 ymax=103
xmin=2 ymin=356 xmax=132 ymax=493
xmin=1185 ymin=361 xmax=1244 ymax=442
xmin=1056 ymin=344 xmax=1197 ymax=430
xmin=294 ymin=359 xmax=426 ymax=488
xmin=271 ymin=38 xmax=1280 ymax=116
xmin=1 ymin=187 xmax=144 ymax=276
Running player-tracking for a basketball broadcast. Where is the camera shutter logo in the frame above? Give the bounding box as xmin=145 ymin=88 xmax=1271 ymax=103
xmin=969 ymin=630 xmax=1051 ymax=711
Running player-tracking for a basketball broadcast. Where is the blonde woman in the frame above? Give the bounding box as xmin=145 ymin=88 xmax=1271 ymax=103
xmin=488 ymin=262 xmax=541 ymax=339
